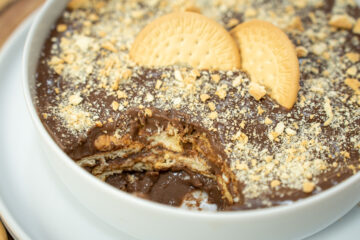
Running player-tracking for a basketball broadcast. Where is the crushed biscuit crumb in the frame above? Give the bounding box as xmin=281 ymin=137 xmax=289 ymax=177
xmin=345 ymin=52 xmax=360 ymax=63
xmin=232 ymin=76 xmax=242 ymax=87
xmin=144 ymin=108 xmax=153 ymax=117
xmin=264 ymin=117 xmax=273 ymax=125
xmin=69 ymin=93 xmax=83 ymax=106
xmin=329 ymin=14 xmax=355 ymax=30
xmin=346 ymin=66 xmax=357 ymax=76
xmin=111 ymin=101 xmax=119 ymax=111
xmin=288 ymin=16 xmax=304 ymax=31
xmin=302 ymin=181 xmax=315 ymax=193
xmin=244 ymin=8 xmax=257 ymax=18
xmin=200 ymin=93 xmax=210 ymax=102
xmin=227 ymin=18 xmax=239 ymax=28
xmin=215 ymin=84 xmax=227 ymax=99
xmin=296 ymin=46 xmax=308 ymax=57
xmin=155 ymin=80 xmax=162 ymax=90
xmin=57 ymin=24 xmax=67 ymax=32
xmin=353 ymin=18 xmax=360 ymax=34
xmin=344 ymin=78 xmax=360 ymax=93
xmin=211 ymin=74 xmax=221 ymax=84
xmin=117 ymin=90 xmax=128 ymax=99
xmin=270 ymin=180 xmax=281 ymax=188
xmin=208 ymin=102 xmax=216 ymax=111
xmin=208 ymin=111 xmax=218 ymax=120
xmin=248 ymin=82 xmax=266 ymax=100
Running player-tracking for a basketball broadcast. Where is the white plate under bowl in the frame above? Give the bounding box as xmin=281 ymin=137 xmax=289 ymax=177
xmin=0 ymin=11 xmax=359 ymax=240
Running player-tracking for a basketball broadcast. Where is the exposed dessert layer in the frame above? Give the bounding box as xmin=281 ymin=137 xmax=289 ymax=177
xmin=75 ymin=107 xmax=242 ymax=209
xmin=35 ymin=0 xmax=360 ymax=210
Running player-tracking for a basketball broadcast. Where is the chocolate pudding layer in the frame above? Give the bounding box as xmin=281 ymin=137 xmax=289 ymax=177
xmin=35 ymin=0 xmax=360 ymax=210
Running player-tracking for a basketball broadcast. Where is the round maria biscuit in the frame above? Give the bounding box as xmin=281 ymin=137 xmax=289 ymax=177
xmin=231 ymin=20 xmax=300 ymax=109
xmin=130 ymin=12 xmax=241 ymax=70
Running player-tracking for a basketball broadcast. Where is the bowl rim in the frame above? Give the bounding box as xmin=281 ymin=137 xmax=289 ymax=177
xmin=22 ymin=0 xmax=360 ymax=220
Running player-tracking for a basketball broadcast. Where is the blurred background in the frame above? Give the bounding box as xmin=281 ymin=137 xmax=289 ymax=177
xmin=0 ymin=1 xmax=44 ymax=239
xmin=0 ymin=0 xmax=44 ymax=47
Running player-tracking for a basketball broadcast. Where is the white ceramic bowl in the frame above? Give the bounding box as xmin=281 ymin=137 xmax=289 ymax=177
xmin=23 ymin=1 xmax=360 ymax=239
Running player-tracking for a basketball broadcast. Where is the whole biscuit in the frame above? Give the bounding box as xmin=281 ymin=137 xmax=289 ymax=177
xmin=130 ymin=12 xmax=241 ymax=70
xmin=231 ymin=20 xmax=300 ymax=109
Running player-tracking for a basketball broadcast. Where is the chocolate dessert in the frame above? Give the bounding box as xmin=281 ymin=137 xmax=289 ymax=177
xmin=35 ymin=0 xmax=360 ymax=210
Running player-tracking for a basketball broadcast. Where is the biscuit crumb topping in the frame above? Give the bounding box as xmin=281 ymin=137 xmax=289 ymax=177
xmin=35 ymin=0 xmax=360 ymax=208
xmin=303 ymin=181 xmax=316 ymax=193
xmin=329 ymin=14 xmax=355 ymax=30
xmin=248 ymin=82 xmax=266 ymax=101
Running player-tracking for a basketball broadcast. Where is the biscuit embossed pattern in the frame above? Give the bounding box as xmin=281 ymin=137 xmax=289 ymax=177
xmin=130 ymin=12 xmax=241 ymax=70
xmin=231 ymin=19 xmax=300 ymax=109
xmin=34 ymin=0 xmax=360 ymax=211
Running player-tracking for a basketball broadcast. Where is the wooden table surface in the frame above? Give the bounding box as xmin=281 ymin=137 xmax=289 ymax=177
xmin=0 ymin=0 xmax=44 ymax=47
xmin=0 ymin=0 xmax=45 ymax=238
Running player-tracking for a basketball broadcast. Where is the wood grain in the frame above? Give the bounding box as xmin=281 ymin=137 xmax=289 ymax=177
xmin=0 ymin=220 xmax=7 ymax=240
xmin=0 ymin=0 xmax=15 ymax=12
xmin=0 ymin=0 xmax=44 ymax=47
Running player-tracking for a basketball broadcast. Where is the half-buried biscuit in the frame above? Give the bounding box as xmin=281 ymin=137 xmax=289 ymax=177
xmin=231 ymin=20 xmax=300 ymax=109
xmin=130 ymin=12 xmax=241 ymax=70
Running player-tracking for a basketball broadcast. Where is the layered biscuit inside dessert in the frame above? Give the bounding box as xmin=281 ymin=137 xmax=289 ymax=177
xmin=76 ymin=108 xmax=241 ymax=209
